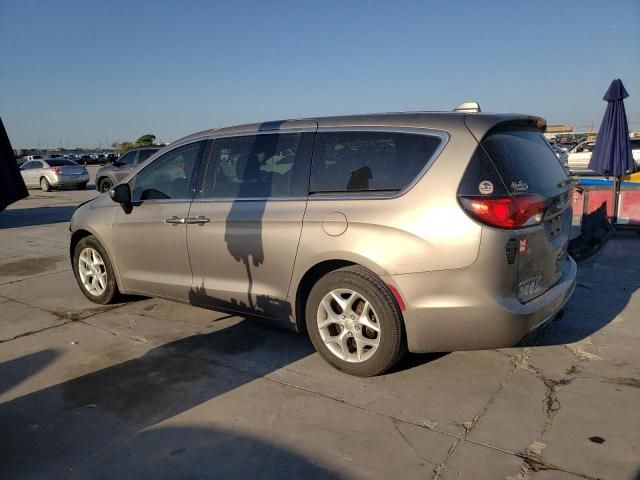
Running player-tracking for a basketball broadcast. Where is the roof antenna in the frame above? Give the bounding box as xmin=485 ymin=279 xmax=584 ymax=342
xmin=454 ymin=101 xmax=481 ymax=113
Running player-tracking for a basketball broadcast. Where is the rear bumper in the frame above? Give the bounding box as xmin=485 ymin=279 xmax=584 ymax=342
xmin=384 ymin=256 xmax=577 ymax=353
xmin=49 ymin=173 xmax=89 ymax=187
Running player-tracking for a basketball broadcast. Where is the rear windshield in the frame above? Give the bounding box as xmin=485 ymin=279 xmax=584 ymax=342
xmin=481 ymin=129 xmax=568 ymax=198
xmin=46 ymin=159 xmax=76 ymax=166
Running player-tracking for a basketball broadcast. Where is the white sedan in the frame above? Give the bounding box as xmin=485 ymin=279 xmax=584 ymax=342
xmin=568 ymin=138 xmax=640 ymax=173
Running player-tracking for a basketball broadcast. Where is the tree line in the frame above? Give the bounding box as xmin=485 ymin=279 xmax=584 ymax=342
xmin=116 ymin=134 xmax=156 ymax=154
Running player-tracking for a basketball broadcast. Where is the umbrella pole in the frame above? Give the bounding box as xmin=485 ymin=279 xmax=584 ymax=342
xmin=612 ymin=176 xmax=620 ymax=224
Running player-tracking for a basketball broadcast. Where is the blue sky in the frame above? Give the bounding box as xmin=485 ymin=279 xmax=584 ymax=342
xmin=1 ymin=0 xmax=638 ymax=148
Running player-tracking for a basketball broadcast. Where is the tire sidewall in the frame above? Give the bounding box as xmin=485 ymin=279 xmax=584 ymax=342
xmin=40 ymin=178 xmax=50 ymax=192
xmin=73 ymin=236 xmax=119 ymax=304
xmin=305 ymin=268 xmax=404 ymax=376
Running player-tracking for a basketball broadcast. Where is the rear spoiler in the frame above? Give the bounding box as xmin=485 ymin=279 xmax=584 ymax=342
xmin=464 ymin=114 xmax=547 ymax=143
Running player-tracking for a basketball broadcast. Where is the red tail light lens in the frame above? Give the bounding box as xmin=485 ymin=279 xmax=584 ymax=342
xmin=460 ymin=194 xmax=547 ymax=229
xmin=51 ymin=167 xmax=62 ymax=173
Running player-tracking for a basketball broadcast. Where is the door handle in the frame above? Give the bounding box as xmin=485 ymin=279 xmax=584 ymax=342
xmin=184 ymin=216 xmax=211 ymax=225
xmin=164 ymin=216 xmax=186 ymax=225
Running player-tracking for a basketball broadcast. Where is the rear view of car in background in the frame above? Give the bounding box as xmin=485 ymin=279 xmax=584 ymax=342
xmin=95 ymin=146 xmax=160 ymax=192
xmin=70 ymin=111 xmax=576 ymax=376
xmin=20 ymin=158 xmax=89 ymax=191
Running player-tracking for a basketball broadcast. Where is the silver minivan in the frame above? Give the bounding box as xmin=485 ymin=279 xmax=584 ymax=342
xmin=70 ymin=112 xmax=576 ymax=376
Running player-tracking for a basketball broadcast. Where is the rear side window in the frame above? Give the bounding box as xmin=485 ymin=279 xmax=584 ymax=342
xmin=310 ymin=131 xmax=442 ymax=193
xmin=630 ymin=139 xmax=640 ymax=150
xmin=479 ymin=129 xmax=568 ymax=198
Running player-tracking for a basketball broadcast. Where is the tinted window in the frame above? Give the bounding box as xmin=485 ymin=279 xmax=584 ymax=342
xmin=480 ymin=129 xmax=568 ymax=198
xmin=630 ymin=139 xmax=640 ymax=149
xmin=202 ymin=132 xmax=313 ymax=198
xmin=131 ymin=142 xmax=204 ymax=201
xmin=46 ymin=159 xmax=75 ymax=166
xmin=137 ymin=149 xmax=157 ymax=163
xmin=118 ymin=151 xmax=137 ymax=165
xmin=310 ymin=131 xmax=442 ymax=193
xmin=21 ymin=161 xmax=36 ymax=169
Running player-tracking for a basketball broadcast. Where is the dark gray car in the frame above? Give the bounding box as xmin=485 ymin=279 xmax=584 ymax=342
xmin=95 ymin=147 xmax=160 ymax=192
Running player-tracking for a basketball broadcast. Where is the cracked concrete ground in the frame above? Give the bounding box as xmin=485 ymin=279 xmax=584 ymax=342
xmin=1 ymin=184 xmax=639 ymax=480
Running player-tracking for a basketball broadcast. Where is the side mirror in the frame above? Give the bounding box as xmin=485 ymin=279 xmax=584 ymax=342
xmin=109 ymin=183 xmax=133 ymax=214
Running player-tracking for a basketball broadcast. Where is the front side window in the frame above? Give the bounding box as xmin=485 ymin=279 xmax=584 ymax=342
xmin=118 ymin=151 xmax=137 ymax=165
xmin=309 ymin=131 xmax=442 ymax=193
xmin=21 ymin=161 xmax=36 ymax=170
xmin=137 ymin=149 xmax=157 ymax=164
xmin=202 ymin=132 xmax=313 ymax=199
xmin=131 ymin=141 xmax=204 ymax=201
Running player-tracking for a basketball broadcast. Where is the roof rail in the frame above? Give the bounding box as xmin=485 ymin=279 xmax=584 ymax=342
xmin=454 ymin=101 xmax=481 ymax=113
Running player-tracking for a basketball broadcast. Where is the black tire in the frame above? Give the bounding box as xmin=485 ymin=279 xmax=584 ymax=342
xmin=40 ymin=177 xmax=51 ymax=192
xmin=73 ymin=235 xmax=121 ymax=304
xmin=305 ymin=265 xmax=406 ymax=376
xmin=98 ymin=178 xmax=113 ymax=193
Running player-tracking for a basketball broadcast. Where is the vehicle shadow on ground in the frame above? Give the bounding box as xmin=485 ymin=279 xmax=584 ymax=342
xmin=0 ymin=205 xmax=77 ymax=229
xmin=521 ymin=230 xmax=639 ymax=348
xmin=0 ymin=320 xmax=331 ymax=478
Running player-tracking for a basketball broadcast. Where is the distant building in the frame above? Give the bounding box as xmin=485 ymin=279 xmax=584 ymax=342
xmin=546 ymin=124 xmax=573 ymax=134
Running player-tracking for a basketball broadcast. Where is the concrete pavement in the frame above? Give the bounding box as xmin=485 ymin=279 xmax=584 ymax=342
xmin=0 ymin=186 xmax=638 ymax=479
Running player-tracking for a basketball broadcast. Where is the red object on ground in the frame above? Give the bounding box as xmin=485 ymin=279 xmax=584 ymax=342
xmin=618 ymin=190 xmax=640 ymax=225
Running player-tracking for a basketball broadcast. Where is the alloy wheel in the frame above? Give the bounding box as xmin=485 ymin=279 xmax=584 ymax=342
xmin=316 ymin=288 xmax=381 ymax=362
xmin=78 ymin=247 xmax=107 ymax=296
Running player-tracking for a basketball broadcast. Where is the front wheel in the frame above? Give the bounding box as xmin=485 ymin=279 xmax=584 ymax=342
xmin=305 ymin=265 xmax=406 ymax=376
xmin=73 ymin=236 xmax=121 ymax=304
xmin=40 ymin=177 xmax=51 ymax=192
xmin=98 ymin=178 xmax=113 ymax=193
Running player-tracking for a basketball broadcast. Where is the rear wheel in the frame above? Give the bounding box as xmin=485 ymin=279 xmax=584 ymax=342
xmin=40 ymin=177 xmax=51 ymax=192
xmin=98 ymin=178 xmax=113 ymax=193
xmin=305 ymin=265 xmax=406 ymax=376
xmin=73 ymin=236 xmax=120 ymax=304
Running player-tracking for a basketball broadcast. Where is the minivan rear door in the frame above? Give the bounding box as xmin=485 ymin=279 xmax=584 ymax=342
xmin=462 ymin=119 xmax=573 ymax=302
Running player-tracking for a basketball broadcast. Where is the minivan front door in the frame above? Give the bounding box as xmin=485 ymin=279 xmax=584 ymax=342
xmin=111 ymin=141 xmax=207 ymax=300
xmin=187 ymin=129 xmax=315 ymax=323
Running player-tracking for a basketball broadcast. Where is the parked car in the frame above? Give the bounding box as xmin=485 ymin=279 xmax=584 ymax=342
xmin=70 ymin=111 xmax=576 ymax=376
xmin=95 ymin=146 xmax=160 ymax=192
xmin=104 ymin=153 xmax=119 ymax=164
xmin=20 ymin=158 xmax=89 ymax=191
xmin=78 ymin=154 xmax=95 ymax=165
xmin=568 ymin=138 xmax=640 ymax=173
xmin=550 ymin=143 xmax=569 ymax=173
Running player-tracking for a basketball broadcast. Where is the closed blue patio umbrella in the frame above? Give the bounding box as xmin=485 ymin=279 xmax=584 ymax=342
xmin=588 ymin=79 xmax=635 ymax=224
xmin=589 ymin=79 xmax=634 ymax=176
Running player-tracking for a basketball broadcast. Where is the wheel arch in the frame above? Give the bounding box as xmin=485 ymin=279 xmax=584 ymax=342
xmin=70 ymin=227 xmax=125 ymax=291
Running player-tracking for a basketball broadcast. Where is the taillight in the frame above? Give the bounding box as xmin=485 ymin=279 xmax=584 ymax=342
xmin=460 ymin=194 xmax=547 ymax=229
xmin=51 ymin=167 xmax=62 ymax=174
